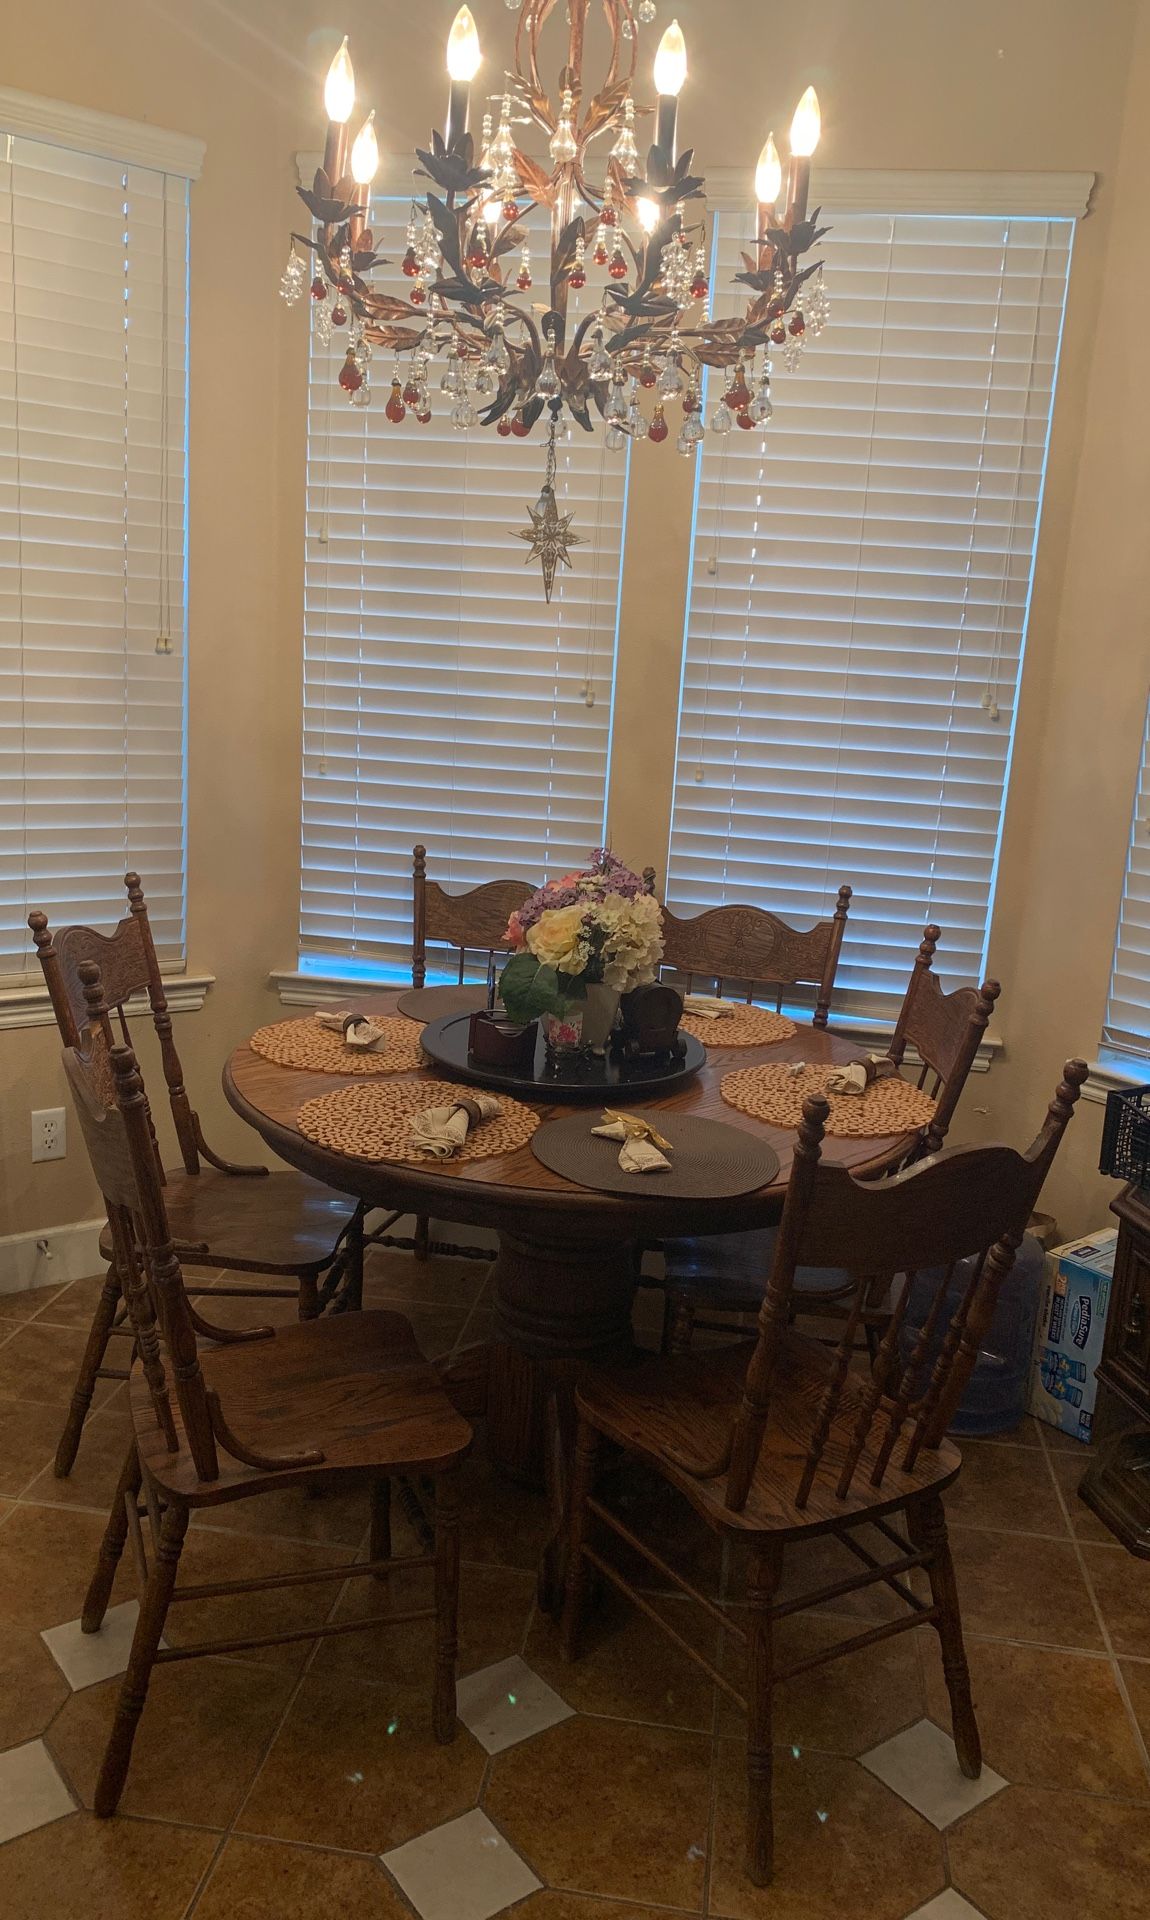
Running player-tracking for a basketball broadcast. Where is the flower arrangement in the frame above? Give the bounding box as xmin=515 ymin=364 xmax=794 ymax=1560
xmin=499 ymin=850 xmax=664 ymax=1025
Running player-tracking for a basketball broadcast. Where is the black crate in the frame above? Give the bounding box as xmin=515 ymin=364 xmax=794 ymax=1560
xmin=1100 ymin=1083 xmax=1150 ymax=1187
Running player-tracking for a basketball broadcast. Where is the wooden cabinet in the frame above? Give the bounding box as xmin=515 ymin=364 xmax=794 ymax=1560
xmin=1080 ymin=1185 xmax=1150 ymax=1557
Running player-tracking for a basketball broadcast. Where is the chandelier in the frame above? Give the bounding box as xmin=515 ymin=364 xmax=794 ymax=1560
xmin=285 ymin=1 xmax=828 ymax=598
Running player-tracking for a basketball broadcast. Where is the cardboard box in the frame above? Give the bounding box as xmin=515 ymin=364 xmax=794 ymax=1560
xmin=1028 ymin=1228 xmax=1117 ymax=1442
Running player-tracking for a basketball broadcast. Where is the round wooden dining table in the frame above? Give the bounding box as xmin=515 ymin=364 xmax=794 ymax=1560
xmin=224 ymin=993 xmax=912 ymax=1502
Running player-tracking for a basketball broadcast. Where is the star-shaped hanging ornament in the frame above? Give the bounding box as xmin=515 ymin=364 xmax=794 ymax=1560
xmin=513 ymin=483 xmax=584 ymax=601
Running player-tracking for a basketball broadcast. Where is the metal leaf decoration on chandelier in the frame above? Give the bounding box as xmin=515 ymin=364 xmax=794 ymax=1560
xmin=290 ymin=5 xmax=830 ymax=596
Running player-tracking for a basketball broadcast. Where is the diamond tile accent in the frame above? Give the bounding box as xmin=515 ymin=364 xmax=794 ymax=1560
xmin=382 ymin=1808 xmax=542 ymax=1920
xmin=41 ymin=1601 xmax=145 ymax=1690
xmin=862 ymin=1718 xmax=1006 ymax=1830
xmin=0 ymin=1738 xmax=75 ymax=1843
xmin=455 ymin=1655 xmax=574 ymax=1756
xmin=905 ymin=1893 xmax=989 ymax=1920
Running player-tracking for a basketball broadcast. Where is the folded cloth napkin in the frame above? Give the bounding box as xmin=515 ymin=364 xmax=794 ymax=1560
xmin=824 ymin=1053 xmax=899 ymax=1097
xmin=592 ymin=1107 xmax=673 ymax=1174
xmin=315 ymin=1009 xmax=388 ymax=1052
xmin=682 ymin=994 xmax=739 ymax=1020
xmin=409 ymin=1092 xmax=502 ymax=1159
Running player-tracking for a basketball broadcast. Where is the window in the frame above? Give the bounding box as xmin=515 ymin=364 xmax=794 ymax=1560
xmin=298 ymin=195 xmax=628 ymax=981
xmin=667 ymin=199 xmax=1075 ymax=1014
xmin=1104 ymin=694 xmax=1150 ymax=1059
xmin=0 ymin=95 xmax=195 ymax=978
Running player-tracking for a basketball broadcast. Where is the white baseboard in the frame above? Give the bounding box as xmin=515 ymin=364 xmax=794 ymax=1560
xmin=0 ymin=1218 xmax=105 ymax=1296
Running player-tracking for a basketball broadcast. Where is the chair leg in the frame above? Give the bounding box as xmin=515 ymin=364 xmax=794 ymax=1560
xmin=344 ymin=1207 xmax=365 ymax=1311
xmin=297 ymin=1272 xmax=321 ymax=1321
xmin=744 ymin=1542 xmax=782 ymax=1887
xmin=82 ymin=1441 xmax=142 ymax=1633
xmin=414 ymin=1214 xmax=431 ymax=1264
xmin=370 ymin=1477 xmax=392 ymax=1580
xmin=908 ymin=1493 xmax=981 ymax=1779
xmin=432 ymin=1468 xmax=461 ymax=1744
xmin=94 ymin=1501 xmax=188 ymax=1817
xmin=663 ymin=1285 xmax=697 ymax=1356
xmin=55 ymin=1262 xmax=123 ymax=1477
xmin=559 ymin=1418 xmax=601 ymax=1662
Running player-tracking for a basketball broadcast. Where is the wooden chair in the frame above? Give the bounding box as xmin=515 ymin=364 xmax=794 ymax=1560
xmin=560 ymin=1059 xmax=1087 ymax=1887
xmin=657 ymin=885 xmax=853 ymax=1028
xmin=29 ymin=874 xmax=364 ymax=1476
xmin=657 ymin=924 xmax=1002 ymax=1354
xmin=64 ymin=960 xmax=471 ymax=1818
xmin=412 ymin=844 xmax=535 ymax=990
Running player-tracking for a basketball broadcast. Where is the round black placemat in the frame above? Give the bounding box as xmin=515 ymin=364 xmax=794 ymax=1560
xmin=530 ymin=1113 xmax=780 ymax=1198
xmin=419 ymin=1012 xmax=707 ymax=1103
xmin=397 ymin=985 xmax=490 ymax=1022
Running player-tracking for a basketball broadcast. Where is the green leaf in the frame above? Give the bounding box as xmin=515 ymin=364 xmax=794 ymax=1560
xmin=498 ymin=955 xmax=568 ymax=1022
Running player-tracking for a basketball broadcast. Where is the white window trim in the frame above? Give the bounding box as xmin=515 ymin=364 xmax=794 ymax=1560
xmin=0 ymin=973 xmax=216 ymax=1032
xmin=0 ymin=86 xmax=204 ymax=178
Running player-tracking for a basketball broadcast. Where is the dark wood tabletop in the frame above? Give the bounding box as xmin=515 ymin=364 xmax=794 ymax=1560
xmin=223 ymin=989 xmax=908 ymax=1239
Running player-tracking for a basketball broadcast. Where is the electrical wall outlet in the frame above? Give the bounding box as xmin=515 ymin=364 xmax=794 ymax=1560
xmin=31 ymin=1108 xmax=67 ymax=1163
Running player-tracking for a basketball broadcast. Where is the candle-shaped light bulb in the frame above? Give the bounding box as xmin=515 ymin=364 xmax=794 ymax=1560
xmin=754 ymin=134 xmax=782 ymax=209
xmin=324 ymin=36 xmax=355 ymax=123
xmin=350 ymin=111 xmax=379 ymax=185
xmin=789 ymin=86 xmax=821 ymax=158
xmin=636 ymin=196 xmax=660 ymax=235
xmin=446 ymin=6 xmax=482 ymax=81
xmin=653 ymin=20 xmax=688 ymax=96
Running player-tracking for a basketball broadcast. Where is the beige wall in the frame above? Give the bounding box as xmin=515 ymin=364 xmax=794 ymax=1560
xmin=1 ymin=0 xmax=1146 ymax=1241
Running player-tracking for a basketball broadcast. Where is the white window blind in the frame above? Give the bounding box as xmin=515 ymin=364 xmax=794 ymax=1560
xmin=1104 ymin=695 xmax=1150 ymax=1058
xmin=667 ymin=206 xmax=1074 ymax=1012
xmin=299 ymin=195 xmax=627 ymax=979
xmin=0 ymin=111 xmax=191 ymax=976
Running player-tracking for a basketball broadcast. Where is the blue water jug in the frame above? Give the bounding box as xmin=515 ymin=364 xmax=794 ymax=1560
xmin=896 ymin=1233 xmax=1044 ymax=1436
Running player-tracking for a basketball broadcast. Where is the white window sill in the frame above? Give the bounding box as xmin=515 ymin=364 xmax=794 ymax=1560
xmin=1083 ymin=1053 xmax=1150 ymax=1106
xmin=270 ymin=967 xmax=1001 ymax=1071
xmin=0 ymin=972 xmax=216 ymax=1032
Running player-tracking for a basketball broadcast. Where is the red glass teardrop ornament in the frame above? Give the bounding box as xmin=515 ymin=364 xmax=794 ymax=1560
xmin=608 ymin=251 xmax=628 ymax=280
xmin=593 ymin=241 xmax=609 ymax=267
xmin=466 ymin=241 xmax=487 ymax=269
xmin=725 ymin=370 xmax=751 ymax=410
xmin=402 ymin=380 xmax=421 ymax=406
xmin=497 ymin=417 xmax=513 ymax=437
xmin=736 ymin=409 xmax=755 ymax=429
xmin=690 ymin=273 xmax=708 ymax=300
xmin=410 ymin=285 xmax=427 ymax=306
xmin=569 ymin=267 xmax=587 ymax=291
xmin=415 ymin=405 xmax=432 ymax=424
xmin=502 ymin=199 xmax=521 ymax=221
xmin=331 ymin=305 xmax=347 ymax=328
xmin=788 ymin=311 xmax=806 ymax=336
xmin=401 ymin=247 xmax=419 ymax=277
xmin=310 ymin=276 xmax=327 ymax=301
xmin=510 ymin=415 xmax=530 ymax=437
xmin=602 ymin=204 xmax=617 ymax=227
xmin=638 ymin=363 xmax=657 ymax=390
xmin=516 ymin=268 xmax=532 ymax=291
xmin=648 ymin=407 xmax=668 ymax=444
xmin=385 ymin=380 xmax=406 ymax=423
xmin=770 ymin=321 xmax=787 ymax=345
xmin=338 ymin=351 xmax=364 ymax=394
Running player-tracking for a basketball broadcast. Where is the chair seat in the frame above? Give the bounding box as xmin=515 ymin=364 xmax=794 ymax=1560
xmin=132 ymin=1309 xmax=473 ymax=1504
xmin=98 ymin=1166 xmax=357 ymax=1275
xmin=662 ymin=1228 xmax=854 ymax=1304
xmin=576 ymin=1330 xmax=960 ymax=1538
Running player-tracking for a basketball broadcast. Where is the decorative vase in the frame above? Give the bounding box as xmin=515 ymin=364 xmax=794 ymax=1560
xmin=578 ymin=982 xmax=622 ymax=1053
xmin=541 ymin=1007 xmax=584 ymax=1055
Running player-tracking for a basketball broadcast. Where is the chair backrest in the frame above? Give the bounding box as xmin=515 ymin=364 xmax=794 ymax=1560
xmin=886 ymin=926 xmax=1001 ymax=1154
xmin=715 ymin=1061 xmax=1086 ymax=1514
xmin=29 ymin=873 xmax=203 ymax=1175
xmin=656 ymin=887 xmax=853 ymax=1029
xmin=411 ymin=844 xmax=537 ymax=988
xmin=61 ymin=966 xmax=218 ymax=1482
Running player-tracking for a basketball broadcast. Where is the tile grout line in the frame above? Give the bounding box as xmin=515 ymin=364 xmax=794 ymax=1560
xmin=1034 ymin=1416 xmax=1150 ymax=1793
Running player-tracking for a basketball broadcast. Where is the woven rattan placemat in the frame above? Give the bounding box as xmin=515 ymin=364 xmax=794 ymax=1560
xmin=679 ymin=1006 xmax=798 ymax=1048
xmin=249 ymin=1016 xmax=427 ymax=1077
xmin=720 ymin=1062 xmax=936 ymax=1139
xmin=297 ymin=1076 xmax=540 ymax=1164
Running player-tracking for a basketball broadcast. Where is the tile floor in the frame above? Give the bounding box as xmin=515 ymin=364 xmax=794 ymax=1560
xmin=1 ymin=1250 xmax=1149 ymax=1918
